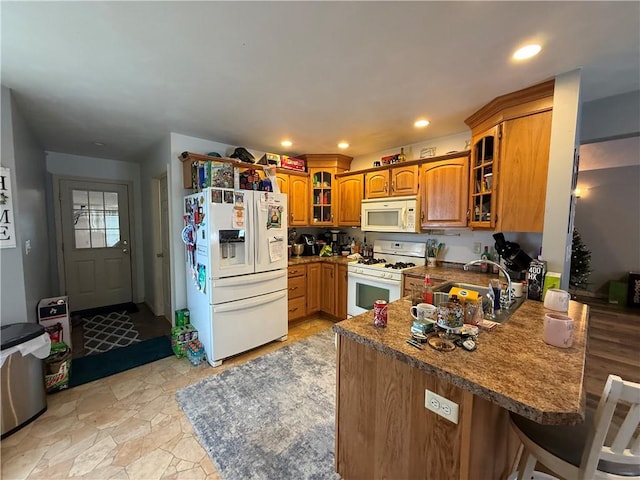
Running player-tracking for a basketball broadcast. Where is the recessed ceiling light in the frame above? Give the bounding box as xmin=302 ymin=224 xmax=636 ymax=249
xmin=93 ymin=141 xmax=106 ymax=147
xmin=281 ymin=140 xmax=293 ymax=147
xmin=513 ymin=44 xmax=541 ymax=60
xmin=414 ymin=119 xmax=430 ymax=128
xmin=338 ymin=142 xmax=349 ymax=149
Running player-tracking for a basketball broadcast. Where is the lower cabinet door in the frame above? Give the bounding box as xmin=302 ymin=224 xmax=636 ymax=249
xmin=288 ymin=296 xmax=306 ymax=322
xmin=306 ymin=263 xmax=321 ymax=315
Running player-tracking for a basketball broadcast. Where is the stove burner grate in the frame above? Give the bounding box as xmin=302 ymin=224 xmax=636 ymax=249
xmin=384 ymin=262 xmax=417 ymax=269
xmin=358 ymin=257 xmax=386 ymax=265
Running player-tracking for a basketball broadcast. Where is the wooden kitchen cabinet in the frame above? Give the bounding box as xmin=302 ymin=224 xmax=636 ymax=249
xmin=420 ymin=152 xmax=470 ymax=228
xmin=276 ymin=171 xmax=309 ymax=226
xmin=320 ymin=263 xmax=336 ymax=317
xmin=465 ymin=79 xmax=554 ymax=232
xmin=306 ymin=262 xmax=321 ymax=315
xmin=287 ymin=265 xmax=306 ymax=322
xmin=336 ymin=264 xmax=348 ymax=320
xmin=335 ymin=173 xmax=364 ymax=226
xmin=365 ymin=165 xmax=419 ymax=198
xmin=299 ymin=154 xmax=352 ymax=227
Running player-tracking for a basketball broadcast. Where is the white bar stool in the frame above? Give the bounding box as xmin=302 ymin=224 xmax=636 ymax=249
xmin=509 ymin=374 xmax=640 ymax=480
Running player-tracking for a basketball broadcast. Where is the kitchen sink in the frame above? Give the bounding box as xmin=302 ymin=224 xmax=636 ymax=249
xmin=432 ymin=281 xmax=526 ymax=323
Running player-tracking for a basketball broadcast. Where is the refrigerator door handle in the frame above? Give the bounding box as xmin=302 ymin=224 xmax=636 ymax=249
xmin=213 ymin=290 xmax=287 ymax=313
xmin=212 ymin=269 xmax=284 ymax=287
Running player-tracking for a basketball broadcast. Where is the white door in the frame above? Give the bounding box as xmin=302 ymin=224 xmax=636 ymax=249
xmin=160 ymin=175 xmax=171 ymax=320
xmin=60 ymin=179 xmax=133 ymax=311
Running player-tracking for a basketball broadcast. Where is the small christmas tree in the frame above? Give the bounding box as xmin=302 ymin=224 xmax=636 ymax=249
xmin=570 ymin=228 xmax=592 ymax=290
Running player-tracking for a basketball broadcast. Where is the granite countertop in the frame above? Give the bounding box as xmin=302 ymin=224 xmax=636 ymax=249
xmin=288 ymin=255 xmax=354 ymax=266
xmin=333 ymin=269 xmax=589 ymax=426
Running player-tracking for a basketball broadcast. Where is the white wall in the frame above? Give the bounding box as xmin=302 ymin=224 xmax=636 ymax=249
xmin=351 ymin=131 xmax=470 ymax=171
xmin=581 ymin=90 xmax=640 ymax=144
xmin=46 ymin=151 xmax=145 ymax=302
xmin=574 ymin=164 xmax=640 ymax=293
xmin=1 ymin=87 xmax=50 ymax=325
xmin=542 ymin=69 xmax=582 ymax=290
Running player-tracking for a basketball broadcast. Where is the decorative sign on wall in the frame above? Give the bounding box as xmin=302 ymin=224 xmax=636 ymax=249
xmin=0 ymin=167 xmax=16 ymax=249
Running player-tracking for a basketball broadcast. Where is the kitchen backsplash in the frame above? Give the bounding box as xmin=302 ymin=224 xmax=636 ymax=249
xmin=290 ymin=226 xmax=542 ymax=265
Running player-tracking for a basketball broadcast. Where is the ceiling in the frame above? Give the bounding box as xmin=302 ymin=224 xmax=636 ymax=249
xmin=2 ymin=1 xmax=639 ymax=162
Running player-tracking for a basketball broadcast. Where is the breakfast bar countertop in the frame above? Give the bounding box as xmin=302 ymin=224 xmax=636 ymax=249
xmin=333 ymin=290 xmax=590 ymax=425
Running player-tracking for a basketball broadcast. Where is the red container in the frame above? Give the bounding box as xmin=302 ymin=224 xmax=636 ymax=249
xmin=373 ymin=300 xmax=388 ymax=327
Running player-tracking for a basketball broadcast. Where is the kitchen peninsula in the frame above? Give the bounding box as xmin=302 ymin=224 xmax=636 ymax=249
xmin=333 ymin=270 xmax=589 ymax=480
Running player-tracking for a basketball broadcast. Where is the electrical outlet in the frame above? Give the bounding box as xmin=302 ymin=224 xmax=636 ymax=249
xmin=425 ymin=389 xmax=459 ymax=424
xmin=473 ymin=242 xmax=482 ymax=254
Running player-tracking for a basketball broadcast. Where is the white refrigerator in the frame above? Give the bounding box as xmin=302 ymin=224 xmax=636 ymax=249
xmin=183 ymin=188 xmax=288 ymax=367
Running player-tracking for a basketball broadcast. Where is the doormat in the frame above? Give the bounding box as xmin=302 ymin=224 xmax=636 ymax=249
xmin=68 ymin=336 xmax=173 ymax=388
xmin=82 ymin=310 xmax=140 ymax=355
xmin=72 ymin=302 xmax=139 ymax=318
xmin=176 ymin=329 xmax=339 ymax=480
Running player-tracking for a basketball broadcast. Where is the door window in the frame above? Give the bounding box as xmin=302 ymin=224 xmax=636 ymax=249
xmin=73 ymin=190 xmax=121 ymax=248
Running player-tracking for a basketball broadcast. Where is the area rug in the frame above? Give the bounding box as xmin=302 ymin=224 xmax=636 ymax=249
xmin=68 ymin=336 xmax=173 ymax=388
xmin=176 ymin=329 xmax=339 ymax=480
xmin=82 ymin=310 xmax=140 ymax=355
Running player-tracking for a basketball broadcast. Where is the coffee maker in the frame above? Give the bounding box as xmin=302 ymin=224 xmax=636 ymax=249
xmin=299 ymin=234 xmax=318 ymax=256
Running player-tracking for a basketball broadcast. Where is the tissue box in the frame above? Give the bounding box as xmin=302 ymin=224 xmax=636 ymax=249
xmin=542 ymin=272 xmax=561 ymax=300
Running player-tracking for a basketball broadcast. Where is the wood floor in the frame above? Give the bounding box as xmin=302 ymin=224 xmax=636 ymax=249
xmin=581 ymin=297 xmax=640 ymax=411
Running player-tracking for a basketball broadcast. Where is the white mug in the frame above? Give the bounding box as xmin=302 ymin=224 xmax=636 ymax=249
xmin=544 ymin=288 xmax=570 ymax=312
xmin=511 ymin=282 xmax=524 ymax=298
xmin=411 ymin=303 xmax=437 ymax=322
xmin=543 ymin=312 xmax=574 ymax=348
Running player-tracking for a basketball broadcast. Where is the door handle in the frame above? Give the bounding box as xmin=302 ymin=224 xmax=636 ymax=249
xmin=122 ymin=248 xmax=129 ymax=254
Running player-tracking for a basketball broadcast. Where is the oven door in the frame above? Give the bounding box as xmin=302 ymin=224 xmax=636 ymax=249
xmin=347 ymin=271 xmax=402 ymax=317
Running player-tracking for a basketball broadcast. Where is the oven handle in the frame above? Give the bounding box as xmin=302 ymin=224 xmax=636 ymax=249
xmin=348 ymin=271 xmax=401 ymax=286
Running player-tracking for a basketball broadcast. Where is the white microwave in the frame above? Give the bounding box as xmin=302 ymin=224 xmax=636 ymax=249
xmin=361 ymin=196 xmax=420 ymax=233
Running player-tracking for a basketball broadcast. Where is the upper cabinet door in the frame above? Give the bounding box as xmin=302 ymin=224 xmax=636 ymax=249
xmin=275 ymin=173 xmax=289 ymax=196
xmin=420 ymin=155 xmax=469 ymax=228
xmin=336 ymin=174 xmax=364 ymax=226
xmin=389 ymin=165 xmax=419 ymax=196
xmin=468 ymin=126 xmax=498 ymax=229
xmin=310 ymin=168 xmax=336 ymax=226
xmin=289 ymin=174 xmax=309 ymax=226
xmin=365 ymin=170 xmax=390 ymax=198
xmin=496 ymin=111 xmax=552 ymax=233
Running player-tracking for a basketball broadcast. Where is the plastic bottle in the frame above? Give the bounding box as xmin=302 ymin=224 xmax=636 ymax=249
xmin=422 ymin=274 xmax=434 ymax=304
xmin=481 ymin=246 xmax=489 ymax=273
xmin=490 ymin=246 xmax=499 ymax=274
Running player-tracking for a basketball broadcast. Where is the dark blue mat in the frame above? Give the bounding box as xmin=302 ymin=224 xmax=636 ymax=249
xmin=72 ymin=302 xmax=139 ymax=318
xmin=68 ymin=336 xmax=173 ymax=388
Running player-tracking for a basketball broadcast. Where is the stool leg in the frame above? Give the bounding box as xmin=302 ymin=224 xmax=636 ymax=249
xmin=516 ymin=449 xmax=537 ymax=480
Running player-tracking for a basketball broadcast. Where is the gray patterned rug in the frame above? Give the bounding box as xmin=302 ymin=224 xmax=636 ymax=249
xmin=176 ymin=329 xmax=339 ymax=480
xmin=82 ymin=310 xmax=140 ymax=355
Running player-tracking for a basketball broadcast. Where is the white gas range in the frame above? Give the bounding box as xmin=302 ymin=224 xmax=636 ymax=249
xmin=347 ymin=240 xmax=427 ymax=317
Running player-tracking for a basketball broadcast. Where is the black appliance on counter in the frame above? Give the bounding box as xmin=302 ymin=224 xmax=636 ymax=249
xmin=299 ymin=234 xmax=319 ymax=256
xmin=493 ymin=232 xmax=534 ymax=280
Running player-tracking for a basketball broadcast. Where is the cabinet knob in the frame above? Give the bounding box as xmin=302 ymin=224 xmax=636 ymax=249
xmin=384 ymin=182 xmax=388 ymax=193
xmin=391 ymin=181 xmax=395 ymax=193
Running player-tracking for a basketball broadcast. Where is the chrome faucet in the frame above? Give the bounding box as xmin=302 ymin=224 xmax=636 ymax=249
xmin=463 ymin=259 xmax=513 ymax=307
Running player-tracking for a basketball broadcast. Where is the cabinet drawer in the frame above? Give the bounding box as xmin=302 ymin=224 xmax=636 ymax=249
xmin=288 ymin=297 xmax=306 ymax=322
xmin=403 ymin=275 xmax=424 ymax=297
xmin=288 ymin=275 xmax=306 ymax=299
xmin=288 ymin=266 xmax=305 ymax=278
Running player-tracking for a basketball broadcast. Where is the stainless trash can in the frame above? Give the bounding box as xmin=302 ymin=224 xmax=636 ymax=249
xmin=1 ymin=323 xmax=49 ymax=438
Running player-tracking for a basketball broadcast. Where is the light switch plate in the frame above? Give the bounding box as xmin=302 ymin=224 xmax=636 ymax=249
xmin=473 ymin=242 xmax=482 ymax=254
xmin=425 ymin=389 xmax=459 ymax=424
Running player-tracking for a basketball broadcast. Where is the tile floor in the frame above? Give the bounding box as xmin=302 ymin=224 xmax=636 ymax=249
xmin=1 ymin=316 xmax=335 ymax=480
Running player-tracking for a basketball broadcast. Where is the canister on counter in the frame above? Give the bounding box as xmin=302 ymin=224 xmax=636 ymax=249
xmin=373 ymin=300 xmax=388 ymax=327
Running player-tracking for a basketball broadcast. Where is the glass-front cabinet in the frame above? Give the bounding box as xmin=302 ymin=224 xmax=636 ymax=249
xmin=310 ymin=169 xmax=334 ymax=224
xmin=469 ymin=126 xmax=498 ymax=228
